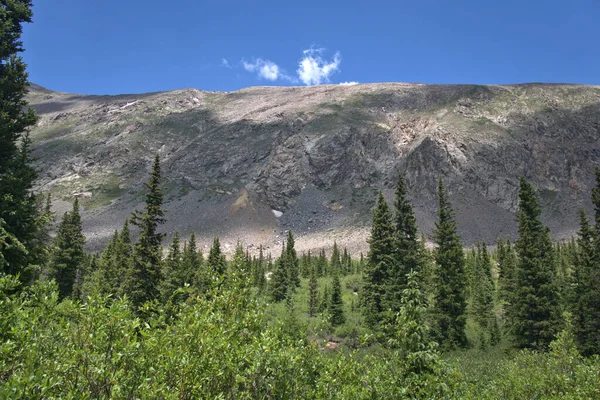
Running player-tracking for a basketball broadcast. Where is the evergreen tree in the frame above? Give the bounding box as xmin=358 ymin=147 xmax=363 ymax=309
xmin=48 ymin=199 xmax=86 ymax=300
xmin=159 ymin=232 xmax=183 ymax=303
xmin=472 ymin=242 xmax=495 ymax=329
xmin=0 ymin=1 xmax=39 ymax=280
xmin=182 ymin=232 xmax=202 ymax=286
xmin=123 ymin=155 xmax=166 ymax=309
xmin=316 ymin=248 xmax=328 ymax=277
xmin=432 ymin=179 xmax=467 ymax=349
xmin=230 ymin=241 xmax=250 ymax=286
xmin=285 ymin=231 xmax=300 ymax=288
xmin=386 ymin=173 xmax=421 ymax=315
xmin=329 ymin=272 xmax=345 ymax=326
xmin=253 ymin=245 xmax=266 ymax=292
xmin=308 ymin=264 xmax=319 ymax=317
xmin=362 ymin=191 xmax=395 ymax=329
xmin=510 ymin=177 xmax=560 ymax=350
xmin=393 ymin=270 xmax=440 ymax=375
xmin=270 ymin=244 xmax=288 ymax=302
xmin=330 ymin=241 xmax=341 ymax=276
xmin=206 ymin=237 xmax=226 ymax=278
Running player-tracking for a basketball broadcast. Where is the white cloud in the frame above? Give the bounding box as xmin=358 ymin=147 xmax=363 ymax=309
xmin=297 ymin=49 xmax=341 ymax=86
xmin=243 ymin=58 xmax=281 ymax=81
xmin=339 ymin=81 xmax=358 ymax=86
xmin=221 ymin=58 xmax=231 ymax=68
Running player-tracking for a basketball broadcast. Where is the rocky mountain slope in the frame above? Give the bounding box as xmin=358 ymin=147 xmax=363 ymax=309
xmin=27 ymin=82 xmax=600 ymax=254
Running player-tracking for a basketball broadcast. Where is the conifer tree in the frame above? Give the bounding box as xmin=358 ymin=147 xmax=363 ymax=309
xmin=253 ymin=245 xmax=266 ymax=292
xmin=329 ymin=272 xmax=345 ymax=326
xmin=48 ymin=199 xmax=86 ymax=300
xmin=159 ymin=232 xmax=183 ymax=303
xmin=0 ymin=1 xmax=40 ymax=280
xmin=308 ymin=264 xmax=319 ymax=317
xmin=330 ymin=241 xmax=341 ymax=276
xmin=123 ymin=155 xmax=166 ymax=309
xmin=510 ymin=177 xmax=560 ymax=349
xmin=285 ymin=231 xmax=300 ymax=288
xmin=206 ymin=237 xmax=226 ymax=277
xmin=432 ymin=179 xmax=467 ymax=349
xmin=182 ymin=232 xmax=201 ymax=286
xmin=317 ymin=248 xmax=328 ymax=277
xmin=363 ymin=191 xmax=395 ymax=329
xmin=386 ymin=173 xmax=421 ymax=315
xmin=393 ymin=270 xmax=440 ymax=375
xmin=230 ymin=241 xmax=250 ymax=286
xmin=269 ymin=244 xmax=288 ymax=302
xmin=472 ymin=242 xmax=495 ymax=329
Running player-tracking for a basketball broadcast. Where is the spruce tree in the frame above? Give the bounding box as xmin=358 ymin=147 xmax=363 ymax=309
xmin=329 ymin=272 xmax=345 ymax=326
xmin=0 ymin=1 xmax=40 ymax=280
xmin=511 ymin=177 xmax=560 ymax=350
xmin=206 ymin=237 xmax=226 ymax=285
xmin=181 ymin=232 xmax=201 ymax=285
xmin=123 ymin=155 xmax=166 ymax=309
xmin=48 ymin=199 xmax=86 ymax=300
xmin=432 ymin=179 xmax=467 ymax=349
xmin=159 ymin=232 xmax=183 ymax=303
xmin=269 ymin=244 xmax=288 ymax=302
xmin=330 ymin=241 xmax=341 ymax=276
xmin=472 ymin=242 xmax=495 ymax=329
xmin=230 ymin=241 xmax=250 ymax=286
xmin=362 ymin=191 xmax=395 ymax=329
xmin=308 ymin=264 xmax=319 ymax=317
xmin=386 ymin=173 xmax=421 ymax=315
xmin=285 ymin=231 xmax=300 ymax=288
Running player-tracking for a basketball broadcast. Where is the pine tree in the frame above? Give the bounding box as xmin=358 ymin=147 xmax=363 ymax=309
xmin=48 ymin=199 xmax=86 ymax=300
xmin=472 ymin=242 xmax=495 ymax=329
xmin=285 ymin=231 xmax=300 ymax=288
xmin=159 ymin=232 xmax=183 ymax=303
xmin=123 ymin=155 xmax=166 ymax=309
xmin=510 ymin=177 xmax=560 ymax=350
xmin=230 ymin=241 xmax=250 ymax=286
xmin=432 ymin=179 xmax=467 ymax=349
xmin=386 ymin=173 xmax=421 ymax=315
xmin=393 ymin=270 xmax=440 ymax=375
xmin=270 ymin=244 xmax=288 ymax=302
xmin=317 ymin=248 xmax=328 ymax=277
xmin=253 ymin=245 xmax=266 ymax=292
xmin=0 ymin=1 xmax=39 ymax=280
xmin=308 ymin=264 xmax=319 ymax=317
xmin=182 ymin=232 xmax=202 ymax=286
xmin=330 ymin=241 xmax=341 ymax=276
xmin=329 ymin=272 xmax=345 ymax=326
xmin=206 ymin=237 xmax=226 ymax=278
xmin=362 ymin=191 xmax=395 ymax=329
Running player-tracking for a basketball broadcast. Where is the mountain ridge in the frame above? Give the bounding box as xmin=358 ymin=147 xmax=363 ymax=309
xmin=26 ymin=82 xmax=600 ymax=254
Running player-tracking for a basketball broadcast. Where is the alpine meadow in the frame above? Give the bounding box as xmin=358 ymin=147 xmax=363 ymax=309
xmin=2 ymin=1 xmax=600 ymax=398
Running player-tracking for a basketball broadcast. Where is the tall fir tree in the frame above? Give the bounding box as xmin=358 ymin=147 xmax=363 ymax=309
xmin=471 ymin=242 xmax=495 ymax=332
xmin=206 ymin=237 xmax=226 ymax=278
xmin=510 ymin=177 xmax=560 ymax=350
xmin=48 ymin=198 xmax=86 ymax=300
xmin=159 ymin=232 xmax=183 ymax=303
xmin=432 ymin=179 xmax=467 ymax=349
xmin=330 ymin=241 xmax=341 ymax=276
xmin=123 ymin=155 xmax=166 ymax=309
xmin=362 ymin=191 xmax=395 ymax=329
xmin=181 ymin=232 xmax=202 ymax=286
xmin=308 ymin=264 xmax=319 ymax=317
xmin=386 ymin=173 xmax=421 ymax=315
xmin=285 ymin=231 xmax=300 ymax=288
xmin=0 ymin=1 xmax=40 ymax=281
xmin=270 ymin=244 xmax=289 ymax=302
xmin=329 ymin=272 xmax=345 ymax=326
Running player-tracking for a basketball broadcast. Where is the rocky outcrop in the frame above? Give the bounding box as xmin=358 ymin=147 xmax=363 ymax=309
xmin=27 ymin=83 xmax=600 ymax=253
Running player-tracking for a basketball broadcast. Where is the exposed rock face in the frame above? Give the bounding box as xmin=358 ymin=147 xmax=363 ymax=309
xmin=27 ymin=83 xmax=600 ymax=253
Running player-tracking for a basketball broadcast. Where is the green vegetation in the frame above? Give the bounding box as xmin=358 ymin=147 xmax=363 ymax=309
xmin=1 ymin=3 xmax=600 ymax=397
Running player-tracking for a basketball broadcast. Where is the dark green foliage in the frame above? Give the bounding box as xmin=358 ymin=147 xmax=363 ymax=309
xmin=329 ymin=273 xmax=345 ymax=326
xmin=0 ymin=1 xmax=40 ymax=279
xmin=159 ymin=232 xmax=183 ymax=303
xmin=471 ymin=242 xmax=495 ymax=330
xmin=308 ymin=264 xmax=319 ymax=317
xmin=270 ymin=244 xmax=288 ymax=302
xmin=316 ymin=248 xmax=328 ymax=277
xmin=230 ymin=241 xmax=250 ymax=286
xmin=47 ymin=199 xmax=86 ymax=300
xmin=432 ymin=179 xmax=467 ymax=349
xmin=330 ymin=241 xmax=341 ymax=276
xmin=285 ymin=231 xmax=300 ymax=288
xmin=362 ymin=191 xmax=395 ymax=329
xmin=206 ymin=237 xmax=226 ymax=278
xmin=386 ymin=173 xmax=421 ymax=315
xmin=252 ymin=245 xmax=266 ymax=292
xmin=123 ymin=155 xmax=166 ymax=310
xmin=392 ymin=270 xmax=440 ymax=375
xmin=510 ymin=177 xmax=561 ymax=350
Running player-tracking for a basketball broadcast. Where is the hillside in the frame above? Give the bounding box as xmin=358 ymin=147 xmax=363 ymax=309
xmin=27 ymin=82 xmax=600 ymax=253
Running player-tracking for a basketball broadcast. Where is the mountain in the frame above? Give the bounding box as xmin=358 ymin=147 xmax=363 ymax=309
xmin=27 ymin=82 xmax=600 ymax=254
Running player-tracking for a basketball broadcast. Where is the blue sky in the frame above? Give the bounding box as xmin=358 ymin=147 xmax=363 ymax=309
xmin=22 ymin=0 xmax=600 ymax=95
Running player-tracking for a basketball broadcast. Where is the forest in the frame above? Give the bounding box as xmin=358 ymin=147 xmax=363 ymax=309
xmin=2 ymin=1 xmax=600 ymax=398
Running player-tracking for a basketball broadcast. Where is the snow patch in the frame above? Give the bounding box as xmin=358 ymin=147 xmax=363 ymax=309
xmin=272 ymin=209 xmax=283 ymax=218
